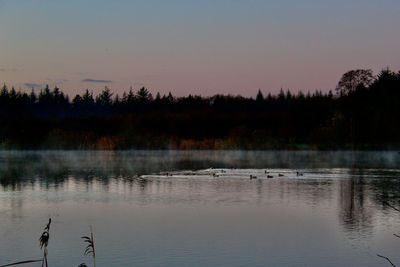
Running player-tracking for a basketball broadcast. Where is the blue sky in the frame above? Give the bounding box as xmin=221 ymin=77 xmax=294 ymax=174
xmin=0 ymin=0 xmax=399 ymax=96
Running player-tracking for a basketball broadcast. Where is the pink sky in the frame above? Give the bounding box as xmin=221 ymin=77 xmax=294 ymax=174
xmin=1 ymin=0 xmax=399 ymax=97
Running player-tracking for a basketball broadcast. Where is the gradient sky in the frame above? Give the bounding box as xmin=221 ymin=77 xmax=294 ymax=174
xmin=1 ymin=0 xmax=399 ymax=97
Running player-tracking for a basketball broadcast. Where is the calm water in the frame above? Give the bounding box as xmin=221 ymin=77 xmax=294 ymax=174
xmin=1 ymin=150 xmax=400 ymax=267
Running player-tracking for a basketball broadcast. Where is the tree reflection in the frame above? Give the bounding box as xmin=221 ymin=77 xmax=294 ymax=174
xmin=368 ymin=171 xmax=400 ymax=213
xmin=1 ymin=150 xmax=400 ymax=236
xmin=337 ymin=168 xmax=400 ymax=236
xmin=338 ymin=172 xmax=374 ymax=234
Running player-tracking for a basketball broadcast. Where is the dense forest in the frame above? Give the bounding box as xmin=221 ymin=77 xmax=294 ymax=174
xmin=0 ymin=69 xmax=399 ymax=150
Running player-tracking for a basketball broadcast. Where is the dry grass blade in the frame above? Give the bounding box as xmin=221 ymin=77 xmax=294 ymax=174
xmin=82 ymin=227 xmax=96 ymax=267
xmin=81 ymin=236 xmax=94 ymax=256
xmin=39 ymin=218 xmax=52 ymax=249
xmin=39 ymin=218 xmax=51 ymax=267
xmin=39 ymin=232 xmax=49 ymax=250
xmin=0 ymin=260 xmax=42 ymax=267
xmin=44 ymin=219 xmax=51 ymax=232
xmin=377 ymin=254 xmax=397 ymax=267
xmin=383 ymin=201 xmax=400 ymax=212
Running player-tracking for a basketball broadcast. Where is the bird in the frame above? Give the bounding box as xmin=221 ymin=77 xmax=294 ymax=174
xmin=213 ymin=173 xmax=219 ymax=178
xmin=278 ymin=173 xmax=284 ymax=177
xmin=250 ymin=175 xmax=257 ymax=180
xmin=264 ymin=170 xmax=269 ymax=174
xmin=296 ymin=171 xmax=303 ymax=176
xmin=267 ymin=175 xmax=274 ymax=178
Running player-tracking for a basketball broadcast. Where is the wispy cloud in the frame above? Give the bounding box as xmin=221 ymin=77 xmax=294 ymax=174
xmin=81 ymin=78 xmax=112 ymax=83
xmin=24 ymin=83 xmax=42 ymax=89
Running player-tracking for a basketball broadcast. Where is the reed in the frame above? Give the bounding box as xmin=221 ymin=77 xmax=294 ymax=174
xmin=0 ymin=260 xmax=41 ymax=267
xmin=39 ymin=218 xmax=51 ymax=267
xmin=81 ymin=227 xmax=96 ymax=267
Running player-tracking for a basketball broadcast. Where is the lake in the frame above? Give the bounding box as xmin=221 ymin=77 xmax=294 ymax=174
xmin=0 ymin=150 xmax=400 ymax=266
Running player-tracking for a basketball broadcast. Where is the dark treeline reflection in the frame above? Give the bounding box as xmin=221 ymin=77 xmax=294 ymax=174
xmin=339 ymin=174 xmax=373 ymax=235
xmin=1 ymin=151 xmax=400 ymax=236
xmin=1 ymin=69 xmax=400 ymax=149
xmin=337 ymin=167 xmax=400 ymax=237
xmin=1 ymin=150 xmax=400 ymax=188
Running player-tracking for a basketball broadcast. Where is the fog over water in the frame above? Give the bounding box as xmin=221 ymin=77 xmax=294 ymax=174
xmin=0 ymin=151 xmax=400 ymax=266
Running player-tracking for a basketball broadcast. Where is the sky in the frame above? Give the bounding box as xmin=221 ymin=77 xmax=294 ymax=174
xmin=0 ymin=0 xmax=399 ymax=97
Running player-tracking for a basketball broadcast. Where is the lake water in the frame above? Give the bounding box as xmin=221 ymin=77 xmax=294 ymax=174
xmin=0 ymin=150 xmax=400 ymax=267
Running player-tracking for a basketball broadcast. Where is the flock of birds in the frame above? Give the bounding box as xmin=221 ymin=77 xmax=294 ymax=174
xmin=233 ymin=170 xmax=303 ymax=180
xmin=248 ymin=171 xmax=303 ymax=180
xmin=141 ymin=168 xmax=305 ymax=180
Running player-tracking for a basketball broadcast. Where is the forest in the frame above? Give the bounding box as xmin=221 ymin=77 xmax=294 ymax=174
xmin=0 ymin=69 xmax=399 ymax=150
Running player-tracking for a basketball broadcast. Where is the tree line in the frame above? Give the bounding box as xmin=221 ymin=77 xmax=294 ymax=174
xmin=0 ymin=68 xmax=399 ymax=149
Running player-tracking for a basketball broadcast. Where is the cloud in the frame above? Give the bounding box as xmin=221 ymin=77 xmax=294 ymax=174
xmin=24 ymin=83 xmax=42 ymax=89
xmin=81 ymin=78 xmax=112 ymax=83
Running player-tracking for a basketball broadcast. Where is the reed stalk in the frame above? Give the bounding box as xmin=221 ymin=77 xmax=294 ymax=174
xmin=39 ymin=218 xmax=51 ymax=267
xmin=82 ymin=226 xmax=96 ymax=267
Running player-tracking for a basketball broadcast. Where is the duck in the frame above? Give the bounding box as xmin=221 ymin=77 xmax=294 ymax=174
xmin=213 ymin=173 xmax=219 ymax=178
xmin=278 ymin=173 xmax=284 ymax=177
xmin=250 ymin=175 xmax=257 ymax=180
xmin=267 ymin=175 xmax=274 ymax=178
xmin=296 ymin=171 xmax=303 ymax=176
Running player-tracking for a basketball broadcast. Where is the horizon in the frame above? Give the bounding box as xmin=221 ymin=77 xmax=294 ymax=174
xmin=0 ymin=80 xmax=337 ymax=99
xmin=2 ymin=67 xmax=396 ymax=99
xmin=1 ymin=1 xmax=400 ymax=97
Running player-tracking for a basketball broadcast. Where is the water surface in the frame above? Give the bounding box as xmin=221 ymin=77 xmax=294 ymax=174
xmin=0 ymin=150 xmax=400 ymax=266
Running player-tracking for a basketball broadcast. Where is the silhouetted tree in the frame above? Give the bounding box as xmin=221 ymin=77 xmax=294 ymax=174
xmin=29 ymin=88 xmax=37 ymax=104
xmin=0 ymin=68 xmax=399 ymax=149
xmin=336 ymin=69 xmax=374 ymax=95
xmin=96 ymin=87 xmax=113 ymax=107
xmin=82 ymin=90 xmax=95 ymax=105
xmin=256 ymin=89 xmax=264 ymax=102
xmin=136 ymin=87 xmax=152 ymax=102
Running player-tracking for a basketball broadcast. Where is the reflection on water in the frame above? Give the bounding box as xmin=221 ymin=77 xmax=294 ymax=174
xmin=0 ymin=151 xmax=400 ymax=266
xmin=339 ymin=175 xmax=373 ymax=236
